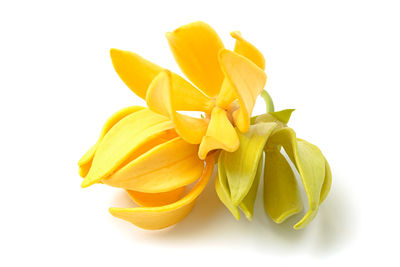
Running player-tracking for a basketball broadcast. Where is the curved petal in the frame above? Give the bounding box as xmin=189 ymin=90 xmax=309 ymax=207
xmin=81 ymin=109 xmax=175 ymax=188
xmin=110 ymin=49 xmax=162 ymax=99
xmin=231 ymin=31 xmax=265 ymax=70
xmin=126 ymin=187 xmax=186 ymax=207
xmin=264 ymin=147 xmax=302 ymax=223
xmin=215 ymin=153 xmax=240 ymax=220
xmin=146 ymin=70 xmax=209 ymax=144
xmin=224 ymin=122 xmax=277 ymax=205
xmin=198 ymin=107 xmax=239 ymax=160
xmin=219 ymin=49 xmax=267 ymax=133
xmin=103 ymin=137 xmax=204 ymax=193
xmin=109 ymin=154 xmax=216 ymax=230
xmin=166 ymin=21 xmax=225 ymax=97
xmin=267 ymin=128 xmax=331 ymax=229
xmin=78 ymin=106 xmax=145 ymax=177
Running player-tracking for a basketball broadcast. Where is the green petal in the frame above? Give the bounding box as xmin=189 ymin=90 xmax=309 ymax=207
xmin=215 ymin=152 xmax=240 ymax=220
xmin=266 ymin=128 xmax=331 ymax=229
xmin=239 ymin=155 xmax=263 ymax=221
xmin=224 ymin=122 xmax=277 ymax=205
xmin=264 ymin=147 xmax=302 ymax=223
xmin=269 ymin=109 xmax=295 ymax=124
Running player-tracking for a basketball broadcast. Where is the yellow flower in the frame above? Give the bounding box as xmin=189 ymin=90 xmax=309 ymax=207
xmin=78 ymin=21 xmax=267 ymax=230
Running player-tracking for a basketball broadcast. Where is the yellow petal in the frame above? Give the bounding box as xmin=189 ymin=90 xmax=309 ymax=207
xmin=239 ymin=155 xmax=263 ymax=221
xmin=320 ymin=157 xmax=332 ymax=204
xmin=198 ymin=107 xmax=239 ymax=160
xmin=110 ymin=49 xmax=162 ymax=99
xmin=81 ymin=109 xmax=174 ymax=188
xmin=231 ymin=31 xmax=265 ymax=70
xmin=126 ymin=187 xmax=186 ymax=207
xmin=109 ymin=154 xmax=216 ymax=230
xmin=264 ymin=147 xmax=302 ymax=223
xmin=224 ymin=122 xmax=277 ymax=205
xmin=78 ymin=106 xmax=145 ymax=177
xmin=219 ymin=49 xmax=267 ymax=132
xmin=267 ymin=128 xmax=331 ymax=229
xmin=103 ymin=137 xmax=204 ymax=193
xmin=215 ymin=152 xmax=240 ymax=220
xmin=166 ymin=21 xmax=225 ymax=97
xmin=146 ymin=70 xmax=208 ymax=144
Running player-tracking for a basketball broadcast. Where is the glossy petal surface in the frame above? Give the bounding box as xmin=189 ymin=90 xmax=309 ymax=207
xmin=81 ymin=109 xmax=174 ymax=187
xmin=219 ymin=49 xmax=267 ymax=132
xmin=146 ymin=70 xmax=208 ymax=144
xmin=224 ymin=122 xmax=277 ymax=205
xmin=264 ymin=148 xmax=302 ymax=223
xmin=198 ymin=107 xmax=239 ymax=160
xmin=103 ymin=137 xmax=204 ymax=193
xmin=166 ymin=21 xmax=225 ymax=97
xmin=127 ymin=187 xmax=186 ymax=207
xmin=109 ymin=154 xmax=216 ymax=230
xmin=78 ymin=106 xmax=145 ymax=177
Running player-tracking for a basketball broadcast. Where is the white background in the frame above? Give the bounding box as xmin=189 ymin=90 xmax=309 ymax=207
xmin=1 ymin=0 xmax=399 ymax=266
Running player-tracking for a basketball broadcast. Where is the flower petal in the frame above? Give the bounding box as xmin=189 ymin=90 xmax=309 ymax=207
xmin=238 ymin=155 xmax=263 ymax=221
xmin=269 ymin=109 xmax=295 ymax=124
xmin=166 ymin=21 xmax=225 ymax=97
xmin=224 ymin=122 xmax=277 ymax=205
xmin=81 ymin=109 xmax=175 ymax=188
xmin=198 ymin=107 xmax=239 ymax=160
xmin=146 ymin=70 xmax=209 ymax=144
xmin=267 ymin=128 xmax=331 ymax=229
xmin=78 ymin=106 xmax=145 ymax=177
xmin=264 ymin=147 xmax=302 ymax=223
xmin=109 ymin=154 xmax=216 ymax=230
xmin=219 ymin=49 xmax=267 ymax=132
xmin=215 ymin=152 xmax=240 ymax=220
xmin=126 ymin=187 xmax=186 ymax=207
xmin=110 ymin=49 xmax=162 ymax=99
xmin=231 ymin=31 xmax=265 ymax=70
xmin=103 ymin=137 xmax=204 ymax=193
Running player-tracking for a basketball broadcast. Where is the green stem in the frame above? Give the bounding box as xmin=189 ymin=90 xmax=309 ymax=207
xmin=261 ymin=90 xmax=274 ymax=113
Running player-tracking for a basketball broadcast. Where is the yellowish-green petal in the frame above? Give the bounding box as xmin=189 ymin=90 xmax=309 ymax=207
xmin=219 ymin=49 xmax=267 ymax=133
xmin=198 ymin=107 xmax=239 ymax=160
xmin=215 ymin=153 xmax=240 ymax=220
xmin=126 ymin=187 xmax=186 ymax=207
xmin=146 ymin=70 xmax=209 ymax=144
xmin=81 ymin=109 xmax=175 ymax=188
xmin=269 ymin=109 xmax=295 ymax=124
xmin=109 ymin=154 xmax=216 ymax=230
xmin=224 ymin=122 xmax=277 ymax=205
xmin=264 ymin=147 xmax=302 ymax=223
xmin=103 ymin=137 xmax=204 ymax=193
xmin=239 ymin=155 xmax=263 ymax=221
xmin=166 ymin=21 xmax=225 ymax=97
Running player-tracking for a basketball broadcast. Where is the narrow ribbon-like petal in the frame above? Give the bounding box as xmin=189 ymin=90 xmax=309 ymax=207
xmin=109 ymin=154 xmax=216 ymax=230
xmin=219 ymin=49 xmax=267 ymax=133
xmin=267 ymin=128 xmax=330 ymax=229
xmin=126 ymin=187 xmax=186 ymax=207
xmin=224 ymin=122 xmax=277 ymax=205
xmin=269 ymin=109 xmax=295 ymax=124
xmin=215 ymin=153 xmax=240 ymax=220
xmin=198 ymin=107 xmax=239 ymax=160
xmin=264 ymin=147 xmax=302 ymax=223
xmin=103 ymin=137 xmax=204 ymax=193
xmin=231 ymin=31 xmax=265 ymax=70
xmin=166 ymin=21 xmax=225 ymax=97
xmin=146 ymin=70 xmax=208 ymax=144
xmin=81 ymin=109 xmax=175 ymax=188
xmin=239 ymin=155 xmax=263 ymax=221
xmin=110 ymin=49 xmax=162 ymax=99
xmin=78 ymin=106 xmax=145 ymax=177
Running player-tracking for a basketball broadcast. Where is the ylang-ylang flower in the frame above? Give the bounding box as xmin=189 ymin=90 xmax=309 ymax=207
xmin=78 ymin=21 xmax=331 ymax=231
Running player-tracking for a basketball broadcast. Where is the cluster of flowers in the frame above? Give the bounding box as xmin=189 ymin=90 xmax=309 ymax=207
xmin=78 ymin=22 xmax=331 ymax=230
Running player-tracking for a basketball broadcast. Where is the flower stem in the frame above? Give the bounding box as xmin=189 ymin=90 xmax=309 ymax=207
xmin=261 ymin=90 xmax=274 ymax=113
